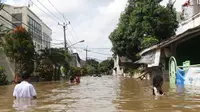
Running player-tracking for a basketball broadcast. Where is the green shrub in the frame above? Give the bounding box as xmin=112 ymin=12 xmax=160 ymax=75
xmin=0 ymin=66 xmax=8 ymax=86
xmin=36 ymin=59 xmax=54 ymax=81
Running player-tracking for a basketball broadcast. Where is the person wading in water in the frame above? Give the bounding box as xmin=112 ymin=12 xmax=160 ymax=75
xmin=152 ymin=75 xmax=165 ymax=96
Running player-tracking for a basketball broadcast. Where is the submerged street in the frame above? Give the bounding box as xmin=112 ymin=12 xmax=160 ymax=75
xmin=0 ymin=76 xmax=200 ymax=111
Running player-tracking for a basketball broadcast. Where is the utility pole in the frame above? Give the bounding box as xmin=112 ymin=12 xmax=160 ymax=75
xmin=58 ymin=22 xmax=70 ymax=80
xmin=58 ymin=21 xmax=70 ymax=50
xmin=84 ymin=46 xmax=90 ymax=65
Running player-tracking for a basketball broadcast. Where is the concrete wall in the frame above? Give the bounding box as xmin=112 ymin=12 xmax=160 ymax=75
xmin=177 ymin=0 xmax=200 ymax=35
xmin=113 ymin=55 xmax=124 ymax=76
xmin=0 ymin=48 xmax=15 ymax=82
xmin=71 ymin=53 xmax=81 ymax=67
xmin=0 ymin=5 xmax=13 ymax=30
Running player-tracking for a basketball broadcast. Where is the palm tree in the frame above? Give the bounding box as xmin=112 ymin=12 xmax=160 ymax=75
xmin=37 ymin=48 xmax=71 ymax=80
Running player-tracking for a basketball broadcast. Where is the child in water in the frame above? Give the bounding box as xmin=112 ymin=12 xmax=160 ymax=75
xmin=152 ymin=75 xmax=165 ymax=96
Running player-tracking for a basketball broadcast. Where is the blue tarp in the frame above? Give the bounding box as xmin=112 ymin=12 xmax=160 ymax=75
xmin=176 ymin=68 xmax=185 ymax=85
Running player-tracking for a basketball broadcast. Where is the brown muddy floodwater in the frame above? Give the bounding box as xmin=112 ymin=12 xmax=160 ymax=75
xmin=0 ymin=76 xmax=200 ymax=112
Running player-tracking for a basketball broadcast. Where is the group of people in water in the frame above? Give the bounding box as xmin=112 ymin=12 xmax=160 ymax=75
xmin=13 ymin=71 xmax=164 ymax=100
xmin=13 ymin=71 xmax=81 ymax=100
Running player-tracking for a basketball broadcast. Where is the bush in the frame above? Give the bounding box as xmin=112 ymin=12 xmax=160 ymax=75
xmin=0 ymin=66 xmax=8 ymax=86
xmin=36 ymin=59 xmax=54 ymax=81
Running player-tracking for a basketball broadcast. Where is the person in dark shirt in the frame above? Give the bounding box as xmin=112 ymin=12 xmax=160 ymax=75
xmin=152 ymin=75 xmax=165 ymax=96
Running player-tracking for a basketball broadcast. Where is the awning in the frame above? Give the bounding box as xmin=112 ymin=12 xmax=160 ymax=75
xmin=135 ymin=49 xmax=161 ymax=67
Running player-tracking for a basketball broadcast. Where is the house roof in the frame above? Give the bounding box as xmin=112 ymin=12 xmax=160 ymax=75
xmin=139 ymin=25 xmax=200 ymax=56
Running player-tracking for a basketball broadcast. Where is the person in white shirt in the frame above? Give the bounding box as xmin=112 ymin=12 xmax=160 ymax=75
xmin=13 ymin=71 xmax=37 ymax=99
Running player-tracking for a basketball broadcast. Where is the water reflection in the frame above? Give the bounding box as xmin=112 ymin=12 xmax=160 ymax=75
xmin=13 ymin=98 xmax=37 ymax=111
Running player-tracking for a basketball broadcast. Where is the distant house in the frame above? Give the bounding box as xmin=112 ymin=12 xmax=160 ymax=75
xmin=71 ymin=53 xmax=81 ymax=68
xmin=112 ymin=55 xmax=133 ymax=76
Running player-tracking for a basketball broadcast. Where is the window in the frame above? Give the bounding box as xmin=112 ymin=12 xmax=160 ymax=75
xmin=28 ymin=16 xmax=42 ymax=44
xmin=13 ymin=23 xmax=22 ymax=28
xmin=12 ymin=13 xmax=22 ymax=22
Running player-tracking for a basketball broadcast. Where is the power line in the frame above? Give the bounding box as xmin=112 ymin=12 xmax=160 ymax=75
xmin=68 ymin=25 xmax=80 ymax=42
xmin=29 ymin=0 xmax=59 ymax=23
xmin=2 ymin=9 xmax=29 ymax=28
xmin=47 ymin=0 xmax=68 ymax=23
xmin=36 ymin=0 xmax=63 ymax=23
xmin=71 ymin=47 xmax=112 ymax=56
xmin=90 ymin=48 xmax=111 ymax=49
xmin=52 ymin=38 xmax=64 ymax=41
xmin=89 ymin=51 xmax=112 ymax=56
xmin=65 ymin=26 xmax=83 ymax=52
xmin=0 ymin=15 xmax=17 ymax=27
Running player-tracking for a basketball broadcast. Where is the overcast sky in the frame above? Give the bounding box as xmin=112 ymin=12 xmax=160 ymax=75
xmin=4 ymin=0 xmax=184 ymax=61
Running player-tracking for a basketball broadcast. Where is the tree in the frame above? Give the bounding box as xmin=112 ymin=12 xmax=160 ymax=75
xmin=4 ymin=26 xmax=35 ymax=73
xmin=86 ymin=59 xmax=99 ymax=74
xmin=36 ymin=59 xmax=54 ymax=81
xmin=86 ymin=65 xmax=96 ymax=75
xmin=98 ymin=59 xmax=114 ymax=74
xmin=37 ymin=48 xmax=71 ymax=80
xmin=0 ymin=66 xmax=8 ymax=85
xmin=109 ymin=0 xmax=178 ymax=61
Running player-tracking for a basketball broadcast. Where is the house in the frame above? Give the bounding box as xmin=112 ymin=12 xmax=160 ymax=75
xmin=112 ymin=55 xmax=133 ymax=76
xmin=71 ymin=53 xmax=81 ymax=68
xmin=135 ymin=0 xmax=200 ymax=80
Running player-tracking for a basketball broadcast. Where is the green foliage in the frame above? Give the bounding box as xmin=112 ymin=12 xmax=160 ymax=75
xmin=109 ymin=0 xmax=178 ymax=61
xmin=0 ymin=66 xmax=8 ymax=86
xmin=86 ymin=59 xmax=99 ymax=75
xmin=86 ymin=65 xmax=96 ymax=75
xmin=38 ymin=48 xmax=71 ymax=80
xmin=4 ymin=26 xmax=35 ymax=73
xmin=39 ymin=48 xmax=71 ymax=66
xmin=36 ymin=59 xmax=54 ymax=81
xmin=98 ymin=59 xmax=114 ymax=74
xmin=69 ymin=66 xmax=81 ymax=76
xmin=87 ymin=59 xmax=99 ymax=69
xmin=141 ymin=36 xmax=159 ymax=49
xmin=84 ymin=58 xmax=114 ymax=75
xmin=80 ymin=67 xmax=87 ymax=76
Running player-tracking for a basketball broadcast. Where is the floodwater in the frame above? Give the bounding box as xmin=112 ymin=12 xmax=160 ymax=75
xmin=0 ymin=76 xmax=200 ymax=112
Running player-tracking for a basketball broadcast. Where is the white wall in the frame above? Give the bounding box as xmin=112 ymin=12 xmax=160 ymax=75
xmin=113 ymin=55 xmax=124 ymax=76
xmin=177 ymin=0 xmax=200 ymax=35
xmin=0 ymin=5 xmax=13 ymax=30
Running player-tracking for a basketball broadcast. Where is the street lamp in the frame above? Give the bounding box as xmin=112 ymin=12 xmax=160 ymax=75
xmin=67 ymin=40 xmax=85 ymax=48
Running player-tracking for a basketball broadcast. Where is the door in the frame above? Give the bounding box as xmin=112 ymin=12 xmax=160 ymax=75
xmin=169 ymin=56 xmax=177 ymax=84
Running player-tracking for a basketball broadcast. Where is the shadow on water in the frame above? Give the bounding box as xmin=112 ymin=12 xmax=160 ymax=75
xmin=1 ymin=76 xmax=200 ymax=111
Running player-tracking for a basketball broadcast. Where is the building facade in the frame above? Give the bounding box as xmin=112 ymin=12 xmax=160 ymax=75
xmin=0 ymin=4 xmax=52 ymax=51
xmin=71 ymin=53 xmax=81 ymax=68
xmin=0 ymin=4 xmax=52 ymax=81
